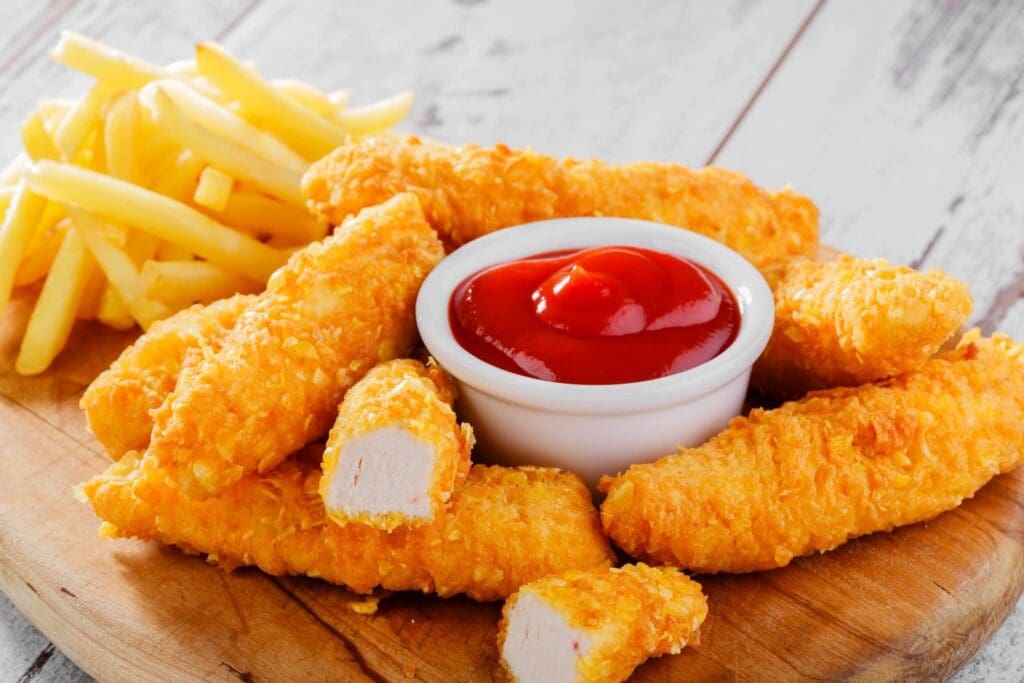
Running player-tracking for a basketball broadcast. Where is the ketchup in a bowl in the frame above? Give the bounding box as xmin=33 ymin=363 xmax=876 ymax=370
xmin=449 ymin=245 xmax=740 ymax=385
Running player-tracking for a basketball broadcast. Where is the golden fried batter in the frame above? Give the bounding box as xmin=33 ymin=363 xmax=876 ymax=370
xmin=302 ymin=136 xmax=819 ymax=273
xmin=754 ymin=256 xmax=973 ymax=400
xmin=149 ymin=193 xmax=445 ymax=497
xmin=80 ymin=449 xmax=615 ymax=601
xmin=319 ymin=358 xmax=474 ymax=530
xmin=80 ymin=294 xmax=254 ymax=459
xmin=499 ymin=564 xmax=707 ymax=683
xmin=600 ymin=331 xmax=1024 ymax=574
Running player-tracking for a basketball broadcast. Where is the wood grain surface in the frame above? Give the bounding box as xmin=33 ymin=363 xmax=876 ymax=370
xmin=1 ymin=0 xmax=1023 ymax=681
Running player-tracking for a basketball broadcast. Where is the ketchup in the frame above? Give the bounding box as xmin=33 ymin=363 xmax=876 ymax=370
xmin=449 ymin=246 xmax=740 ymax=385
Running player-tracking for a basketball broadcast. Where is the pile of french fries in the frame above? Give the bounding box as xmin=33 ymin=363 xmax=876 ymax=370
xmin=0 ymin=32 xmax=414 ymax=375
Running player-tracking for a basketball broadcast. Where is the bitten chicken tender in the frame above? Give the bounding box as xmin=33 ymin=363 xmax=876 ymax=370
xmin=80 ymin=294 xmax=254 ymax=459
xmin=302 ymin=136 xmax=819 ymax=273
xmin=319 ymin=358 xmax=474 ymax=530
xmin=79 ymin=448 xmax=615 ymax=601
xmin=754 ymin=256 xmax=973 ymax=400
xmin=600 ymin=331 xmax=1024 ymax=574
xmin=149 ymin=193 xmax=445 ymax=497
xmin=499 ymin=564 xmax=707 ymax=683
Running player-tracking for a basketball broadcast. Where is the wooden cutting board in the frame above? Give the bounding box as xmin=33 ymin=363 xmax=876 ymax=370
xmin=0 ymin=293 xmax=1022 ymax=683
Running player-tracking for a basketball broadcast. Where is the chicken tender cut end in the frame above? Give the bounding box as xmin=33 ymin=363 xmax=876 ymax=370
xmin=149 ymin=193 xmax=445 ymax=498
xmin=80 ymin=294 xmax=254 ymax=459
xmin=753 ymin=256 xmax=973 ymax=400
xmin=80 ymin=449 xmax=613 ymax=601
xmin=320 ymin=358 xmax=473 ymax=531
xmin=302 ymin=136 xmax=819 ymax=274
xmin=499 ymin=564 xmax=707 ymax=683
xmin=324 ymin=426 xmax=436 ymax=524
xmin=601 ymin=331 xmax=1024 ymax=574
xmin=502 ymin=592 xmax=593 ymax=683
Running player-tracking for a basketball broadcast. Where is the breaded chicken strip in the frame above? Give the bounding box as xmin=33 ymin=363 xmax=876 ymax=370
xmin=302 ymin=136 xmax=818 ymax=273
xmin=150 ymin=193 xmax=445 ymax=497
xmin=600 ymin=331 xmax=1024 ymax=574
xmin=80 ymin=448 xmax=615 ymax=601
xmin=499 ymin=564 xmax=707 ymax=683
xmin=80 ymin=294 xmax=254 ymax=459
xmin=754 ymin=256 xmax=973 ymax=400
xmin=320 ymin=358 xmax=473 ymax=530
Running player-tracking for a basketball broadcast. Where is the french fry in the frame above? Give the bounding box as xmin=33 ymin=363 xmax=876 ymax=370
xmin=141 ymin=258 xmax=262 ymax=309
xmin=52 ymin=31 xmax=165 ymax=89
xmin=104 ymin=92 xmax=140 ymax=182
xmin=15 ymin=225 xmax=98 ymax=375
xmin=22 ymin=112 xmax=61 ymax=162
xmin=76 ymin=268 xmax=106 ymax=320
xmin=205 ymin=187 xmax=327 ymax=243
xmin=151 ymin=149 xmax=204 ymax=200
xmin=153 ymin=80 xmax=308 ymax=172
xmin=193 ymin=166 xmax=233 ymax=211
xmin=27 ymin=161 xmax=288 ymax=280
xmin=329 ymin=89 xmax=350 ymax=111
xmin=97 ymin=287 xmax=135 ymax=330
xmin=54 ymin=83 xmax=111 ymax=161
xmin=155 ymin=241 xmax=192 ymax=261
xmin=70 ymin=208 xmax=171 ymax=328
xmin=0 ymin=186 xmax=15 ymax=213
xmin=15 ymin=217 xmax=68 ymax=287
xmin=195 ymin=42 xmax=347 ymax=160
xmin=146 ymin=88 xmax=304 ymax=205
xmin=0 ymin=184 xmax=48 ymax=310
xmin=333 ymin=91 xmax=414 ymax=135
xmin=38 ymin=99 xmax=74 ymax=134
xmin=271 ymin=78 xmax=334 ymax=115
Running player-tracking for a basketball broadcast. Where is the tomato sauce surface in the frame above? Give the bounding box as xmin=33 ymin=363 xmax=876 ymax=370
xmin=449 ymin=246 xmax=741 ymax=385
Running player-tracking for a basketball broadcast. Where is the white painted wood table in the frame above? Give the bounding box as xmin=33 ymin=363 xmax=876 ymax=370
xmin=2 ymin=0 xmax=1023 ymax=680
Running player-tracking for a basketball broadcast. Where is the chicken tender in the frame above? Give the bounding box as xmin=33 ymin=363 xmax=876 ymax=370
xmin=499 ymin=564 xmax=707 ymax=683
xmin=600 ymin=331 xmax=1024 ymax=574
xmin=80 ymin=294 xmax=254 ymax=459
xmin=79 ymin=449 xmax=615 ymax=601
xmin=303 ymin=136 xmax=819 ymax=273
xmin=149 ymin=193 xmax=445 ymax=497
xmin=754 ymin=256 xmax=973 ymax=400
xmin=320 ymin=358 xmax=474 ymax=530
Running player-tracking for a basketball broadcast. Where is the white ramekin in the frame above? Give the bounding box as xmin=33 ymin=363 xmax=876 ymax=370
xmin=416 ymin=218 xmax=774 ymax=488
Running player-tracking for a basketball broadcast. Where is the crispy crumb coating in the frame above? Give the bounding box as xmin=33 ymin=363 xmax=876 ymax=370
xmin=80 ymin=294 xmax=254 ymax=459
xmin=499 ymin=564 xmax=707 ymax=683
xmin=80 ymin=450 xmax=615 ymax=601
xmin=754 ymin=256 xmax=973 ymax=400
xmin=148 ymin=193 xmax=445 ymax=498
xmin=319 ymin=358 xmax=474 ymax=530
xmin=600 ymin=331 xmax=1024 ymax=574
xmin=302 ymin=136 xmax=819 ymax=273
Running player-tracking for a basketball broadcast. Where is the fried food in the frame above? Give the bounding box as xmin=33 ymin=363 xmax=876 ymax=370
xmin=499 ymin=564 xmax=707 ymax=683
xmin=600 ymin=331 xmax=1024 ymax=574
xmin=79 ymin=448 xmax=615 ymax=601
xmin=302 ymin=136 xmax=819 ymax=273
xmin=320 ymin=358 xmax=474 ymax=530
xmin=148 ymin=193 xmax=444 ymax=497
xmin=754 ymin=256 xmax=973 ymax=400
xmin=81 ymin=294 xmax=253 ymax=459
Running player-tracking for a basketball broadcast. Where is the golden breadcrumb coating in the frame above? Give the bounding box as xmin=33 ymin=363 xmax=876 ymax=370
xmin=319 ymin=358 xmax=474 ymax=530
xmin=148 ymin=193 xmax=445 ymax=498
xmin=600 ymin=331 xmax=1024 ymax=574
xmin=79 ymin=449 xmax=615 ymax=601
xmin=80 ymin=294 xmax=254 ymax=459
xmin=499 ymin=564 xmax=707 ymax=683
xmin=754 ymin=256 xmax=973 ymax=400
xmin=302 ymin=136 xmax=819 ymax=273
